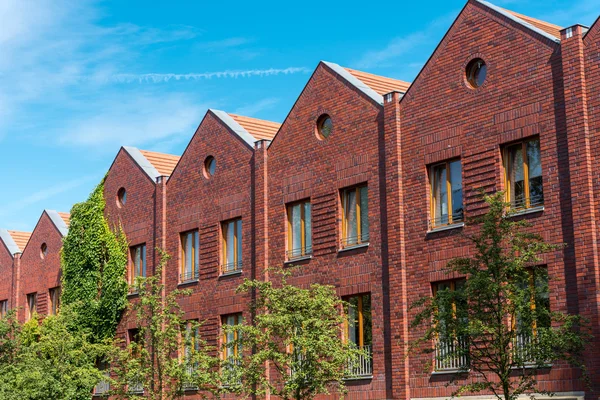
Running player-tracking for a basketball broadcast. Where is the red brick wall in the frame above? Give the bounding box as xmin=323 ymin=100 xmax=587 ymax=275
xmin=267 ymin=64 xmax=390 ymax=399
xmin=18 ymin=212 xmax=63 ymax=322
xmin=0 ymin=242 xmax=15 ymax=310
xmin=166 ymin=111 xmax=255 ymax=399
xmin=394 ymin=1 xmax=588 ymax=398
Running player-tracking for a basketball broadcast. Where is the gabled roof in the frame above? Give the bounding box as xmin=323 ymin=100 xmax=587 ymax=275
xmin=0 ymin=229 xmax=31 ymax=255
xmin=476 ymin=0 xmax=562 ymax=42
xmin=139 ymin=150 xmax=181 ymax=176
xmin=46 ymin=210 xmax=69 ymax=237
xmin=209 ymin=109 xmax=280 ymax=147
xmin=322 ymin=61 xmax=411 ymax=105
xmin=121 ymin=146 xmax=180 ymax=181
xmin=345 ymin=68 xmax=411 ymax=95
xmin=229 ymin=114 xmax=280 ymax=141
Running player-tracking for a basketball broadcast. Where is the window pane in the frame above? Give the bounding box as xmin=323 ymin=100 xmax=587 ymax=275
xmin=185 ymin=233 xmax=192 ymax=274
xmin=194 ymin=231 xmax=199 ymax=272
xmin=360 ymin=187 xmax=369 ymax=241
xmin=142 ymin=245 xmax=146 ymax=277
xmin=535 ymin=272 xmax=551 ymax=329
xmin=236 ymin=220 xmax=242 ymax=265
xmin=226 ymin=222 xmax=235 ymax=266
xmin=433 ymin=165 xmax=448 ymax=224
xmin=362 ymin=294 xmax=372 ymax=346
xmin=449 ymin=161 xmax=463 ymax=220
xmin=345 ymin=190 xmax=357 ymax=243
xmin=304 ymin=202 xmax=312 ymax=253
xmin=508 ymin=144 xmax=525 ymax=208
xmin=348 ymin=297 xmax=358 ymax=346
xmin=527 ymin=140 xmax=543 ymax=206
xmin=291 ymin=204 xmax=302 ymax=253
xmin=135 ymin=247 xmax=141 ymax=278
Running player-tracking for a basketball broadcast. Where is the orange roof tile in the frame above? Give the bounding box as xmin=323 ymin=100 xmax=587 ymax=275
xmin=139 ymin=150 xmax=181 ymax=176
xmin=228 ymin=114 xmax=280 ymax=141
xmin=345 ymin=68 xmax=411 ymax=95
xmin=58 ymin=212 xmax=70 ymax=228
xmin=7 ymin=230 xmax=31 ymax=252
xmin=503 ymin=8 xmax=562 ymax=39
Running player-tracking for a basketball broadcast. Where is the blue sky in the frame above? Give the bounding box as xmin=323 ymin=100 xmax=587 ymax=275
xmin=1 ymin=0 xmax=597 ymax=232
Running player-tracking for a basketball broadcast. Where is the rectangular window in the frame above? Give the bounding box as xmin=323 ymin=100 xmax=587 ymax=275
xmin=0 ymin=300 xmax=7 ymax=319
xmin=221 ymin=219 xmax=242 ymax=274
xmin=180 ymin=230 xmax=199 ymax=282
xmin=287 ymin=200 xmax=312 ymax=259
xmin=221 ymin=313 xmax=242 ymax=360
xmin=504 ymin=138 xmax=543 ymax=210
xmin=181 ymin=320 xmax=199 ymax=360
xmin=26 ymin=293 xmax=37 ymax=321
xmin=431 ymin=279 xmax=469 ymax=371
xmin=341 ymin=186 xmax=369 ymax=248
xmin=129 ymin=244 xmax=147 ymax=285
xmin=430 ymin=160 xmax=463 ymax=228
xmin=49 ymin=286 xmax=61 ymax=316
xmin=344 ymin=294 xmax=373 ymax=377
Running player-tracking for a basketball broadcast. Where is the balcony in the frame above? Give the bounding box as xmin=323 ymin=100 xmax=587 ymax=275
xmin=434 ymin=337 xmax=469 ymax=372
xmin=508 ymin=195 xmax=544 ymax=213
xmin=93 ymin=376 xmax=110 ymax=396
xmin=221 ymin=358 xmax=242 ymax=387
xmin=340 ymin=233 xmax=370 ymax=250
xmin=180 ymin=269 xmax=199 ymax=283
xmin=221 ymin=261 xmax=242 ymax=275
xmin=286 ymin=246 xmax=313 ymax=261
xmin=346 ymin=345 xmax=372 ymax=379
xmin=428 ymin=211 xmax=464 ymax=232
xmin=182 ymin=364 xmax=198 ymax=391
xmin=128 ymin=380 xmax=144 ymax=394
xmin=512 ymin=332 xmax=535 ymax=364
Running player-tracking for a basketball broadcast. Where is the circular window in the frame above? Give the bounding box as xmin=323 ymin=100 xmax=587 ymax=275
xmin=466 ymin=58 xmax=487 ymax=88
xmin=117 ymin=188 xmax=127 ymax=208
xmin=204 ymin=156 xmax=216 ymax=178
xmin=40 ymin=243 xmax=48 ymax=259
xmin=316 ymin=114 xmax=332 ymax=140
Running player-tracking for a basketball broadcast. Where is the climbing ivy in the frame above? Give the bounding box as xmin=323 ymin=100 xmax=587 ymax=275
xmin=61 ymin=178 xmax=129 ymax=343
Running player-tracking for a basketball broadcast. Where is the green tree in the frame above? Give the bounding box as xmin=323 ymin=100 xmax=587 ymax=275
xmin=108 ymin=250 xmax=221 ymax=400
xmin=0 ymin=307 xmax=110 ymax=400
xmin=411 ymin=192 xmax=590 ymax=400
xmin=226 ymin=268 xmax=362 ymax=400
xmin=61 ymin=177 xmax=129 ymax=343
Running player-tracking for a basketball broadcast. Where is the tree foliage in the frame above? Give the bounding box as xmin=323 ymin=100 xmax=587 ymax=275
xmin=411 ymin=192 xmax=591 ymax=400
xmin=108 ymin=249 xmax=221 ymax=400
xmin=0 ymin=308 xmax=110 ymax=400
xmin=61 ymin=177 xmax=129 ymax=343
xmin=227 ymin=268 xmax=362 ymax=400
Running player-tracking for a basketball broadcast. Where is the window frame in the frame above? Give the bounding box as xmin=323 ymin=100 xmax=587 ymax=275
xmin=26 ymin=293 xmax=37 ymax=321
xmin=129 ymin=243 xmax=147 ymax=286
xmin=286 ymin=199 xmax=312 ymax=260
xmin=341 ymin=185 xmax=369 ymax=248
xmin=429 ymin=159 xmax=463 ymax=229
xmin=343 ymin=294 xmax=372 ymax=348
xmin=180 ymin=230 xmax=199 ymax=282
xmin=221 ymin=218 xmax=242 ymax=274
xmin=221 ymin=313 xmax=242 ymax=360
xmin=503 ymin=137 xmax=543 ymax=210
xmin=48 ymin=286 xmax=61 ymax=316
xmin=0 ymin=300 xmax=7 ymax=319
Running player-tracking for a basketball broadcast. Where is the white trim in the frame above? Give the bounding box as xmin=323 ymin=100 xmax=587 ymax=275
xmin=427 ymin=222 xmax=465 ymax=234
xmin=123 ymin=146 xmax=162 ymax=181
xmin=476 ymin=0 xmax=561 ymax=43
xmin=0 ymin=229 xmax=21 ymax=255
xmin=209 ymin=109 xmax=257 ymax=147
xmin=45 ymin=210 xmax=69 ymax=237
xmin=322 ymin=61 xmax=384 ymax=105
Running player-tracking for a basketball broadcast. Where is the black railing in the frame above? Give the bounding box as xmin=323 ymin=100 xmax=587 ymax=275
xmin=429 ymin=211 xmax=464 ymax=230
xmin=221 ymin=261 xmax=243 ymax=274
xmin=509 ymin=195 xmax=544 ymax=211
xmin=286 ymin=246 xmax=313 ymax=260
xmin=180 ymin=269 xmax=199 ymax=282
xmin=340 ymin=233 xmax=370 ymax=248
xmin=346 ymin=345 xmax=373 ymax=378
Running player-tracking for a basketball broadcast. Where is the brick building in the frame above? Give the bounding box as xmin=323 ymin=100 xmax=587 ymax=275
xmin=1 ymin=0 xmax=599 ymax=399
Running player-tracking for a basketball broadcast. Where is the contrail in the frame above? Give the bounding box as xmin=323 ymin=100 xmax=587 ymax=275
xmin=111 ymin=67 xmax=310 ymax=83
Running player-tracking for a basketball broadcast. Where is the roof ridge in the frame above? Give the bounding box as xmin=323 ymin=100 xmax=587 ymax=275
xmin=321 ymin=61 xmax=383 ymax=104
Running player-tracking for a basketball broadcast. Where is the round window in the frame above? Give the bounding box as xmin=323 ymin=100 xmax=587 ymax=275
xmin=204 ymin=156 xmax=216 ymax=178
xmin=316 ymin=114 xmax=332 ymax=140
xmin=466 ymin=58 xmax=487 ymax=88
xmin=40 ymin=243 xmax=48 ymax=259
xmin=117 ymin=188 xmax=127 ymax=207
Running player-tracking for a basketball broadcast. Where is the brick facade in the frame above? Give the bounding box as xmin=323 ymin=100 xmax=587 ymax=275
xmin=1 ymin=0 xmax=599 ymax=398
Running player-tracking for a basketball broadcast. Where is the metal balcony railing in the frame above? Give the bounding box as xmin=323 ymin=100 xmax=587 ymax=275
xmin=221 ymin=358 xmax=242 ymax=387
xmin=286 ymin=246 xmax=313 ymax=260
xmin=512 ymin=333 xmax=535 ymax=364
xmin=434 ymin=337 xmax=469 ymax=371
xmin=429 ymin=211 xmax=464 ymax=230
xmin=340 ymin=233 xmax=370 ymax=248
xmin=180 ymin=269 xmax=199 ymax=282
xmin=94 ymin=376 xmax=110 ymax=396
xmin=509 ymin=195 xmax=544 ymax=211
xmin=221 ymin=261 xmax=243 ymax=275
xmin=346 ymin=345 xmax=372 ymax=378
xmin=128 ymin=380 xmax=144 ymax=394
xmin=182 ymin=363 xmax=198 ymax=391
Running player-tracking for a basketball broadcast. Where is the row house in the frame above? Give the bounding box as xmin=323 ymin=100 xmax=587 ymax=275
xmin=1 ymin=0 xmax=599 ymax=399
